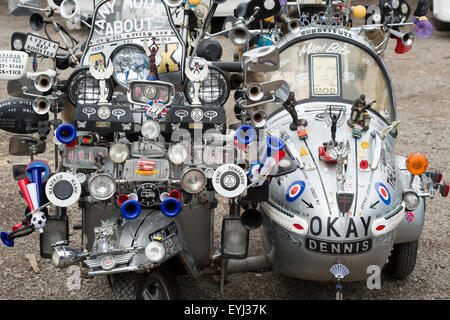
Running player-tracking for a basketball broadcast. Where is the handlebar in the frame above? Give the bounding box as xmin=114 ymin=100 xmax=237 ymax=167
xmin=210 ymin=61 xmax=243 ymax=73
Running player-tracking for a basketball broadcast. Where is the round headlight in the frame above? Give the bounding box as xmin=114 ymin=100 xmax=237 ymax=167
xmin=109 ymin=143 xmax=129 ymax=163
xmin=145 ymin=241 xmax=166 ymax=263
xmin=184 ymin=64 xmax=230 ymax=106
xmin=181 ymin=168 xmax=207 ymax=194
xmin=112 ymin=45 xmax=150 ymax=89
xmin=168 ymin=143 xmax=188 ymax=165
xmin=66 ymin=67 xmax=114 ymax=106
xmin=403 ymin=191 xmax=420 ymax=211
xmin=141 ymin=120 xmax=160 ymax=140
xmin=88 ymin=173 xmax=116 ymax=201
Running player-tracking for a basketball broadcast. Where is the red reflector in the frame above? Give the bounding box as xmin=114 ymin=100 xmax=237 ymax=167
xmin=376 ymin=225 xmax=385 ymax=231
xmin=440 ymin=182 xmax=449 ymax=197
xmin=293 ymin=223 xmax=304 ymax=230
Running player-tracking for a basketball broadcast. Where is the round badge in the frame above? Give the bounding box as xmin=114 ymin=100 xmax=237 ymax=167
xmin=137 ymin=183 xmax=160 ymax=207
xmin=26 ymin=160 xmax=51 ymax=183
xmin=374 ymin=182 xmax=391 ymax=205
xmin=204 ymin=167 xmax=215 ymax=179
xmin=212 ymin=164 xmax=247 ymax=198
xmin=285 ymin=180 xmax=306 ymax=202
xmin=143 ymin=86 xmax=157 ymax=99
xmin=101 ymin=256 xmax=116 ymax=270
xmin=97 ymin=106 xmax=111 ymax=120
xmin=191 ymin=108 xmax=204 ymax=122
xmin=45 ymin=172 xmax=81 ymax=207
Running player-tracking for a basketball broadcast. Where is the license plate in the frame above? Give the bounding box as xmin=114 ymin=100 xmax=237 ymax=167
xmin=63 ymin=146 xmax=108 ymax=169
xmin=24 ymin=34 xmax=59 ymax=58
xmin=305 ymin=237 xmax=373 ymax=255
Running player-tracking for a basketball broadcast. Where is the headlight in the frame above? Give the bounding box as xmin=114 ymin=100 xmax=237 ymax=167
xmin=403 ymin=191 xmax=420 ymax=211
xmin=66 ymin=67 xmax=113 ymax=105
xmin=112 ymin=45 xmax=150 ymax=89
xmin=145 ymin=241 xmax=166 ymax=263
xmin=141 ymin=120 xmax=160 ymax=140
xmin=168 ymin=143 xmax=188 ymax=165
xmin=109 ymin=143 xmax=129 ymax=163
xmin=181 ymin=168 xmax=207 ymax=194
xmin=88 ymin=173 xmax=116 ymax=201
xmin=184 ymin=64 xmax=230 ymax=106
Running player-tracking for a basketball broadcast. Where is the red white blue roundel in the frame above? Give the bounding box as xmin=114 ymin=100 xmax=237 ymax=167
xmin=286 ymin=181 xmax=306 ymax=202
xmin=374 ymin=182 xmax=391 ymax=205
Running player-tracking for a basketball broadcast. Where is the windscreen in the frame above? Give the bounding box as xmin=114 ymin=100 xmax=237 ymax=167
xmin=267 ymin=38 xmax=394 ymax=122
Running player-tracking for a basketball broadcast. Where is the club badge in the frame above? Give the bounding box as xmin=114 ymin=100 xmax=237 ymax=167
xmin=374 ymin=182 xmax=391 ymax=205
xmin=97 ymin=106 xmax=111 ymax=120
xmin=285 ymin=180 xmax=306 ymax=202
xmin=191 ymin=108 xmax=204 ymax=122
xmin=82 ymin=107 xmax=96 ymax=119
xmin=212 ymin=164 xmax=247 ymax=198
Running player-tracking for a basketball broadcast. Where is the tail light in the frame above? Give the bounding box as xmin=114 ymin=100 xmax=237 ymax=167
xmin=440 ymin=182 xmax=449 ymax=197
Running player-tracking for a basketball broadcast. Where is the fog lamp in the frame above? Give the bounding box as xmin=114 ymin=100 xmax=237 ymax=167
xmin=88 ymin=174 xmax=116 ymax=201
xmin=403 ymin=191 xmax=420 ymax=211
xmin=221 ymin=215 xmax=249 ymax=259
xmin=181 ymin=168 xmax=207 ymax=194
xmin=109 ymin=143 xmax=129 ymax=163
xmin=168 ymin=143 xmax=188 ymax=165
xmin=51 ymin=245 xmax=86 ymax=268
xmin=145 ymin=241 xmax=166 ymax=263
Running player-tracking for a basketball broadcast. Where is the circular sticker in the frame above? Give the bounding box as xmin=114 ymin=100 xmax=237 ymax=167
xmin=374 ymin=182 xmax=391 ymax=205
xmin=137 ymin=183 xmax=160 ymax=207
xmin=26 ymin=160 xmax=51 ymax=183
xmin=212 ymin=164 xmax=247 ymax=198
xmin=45 ymin=172 xmax=81 ymax=207
xmin=285 ymin=180 xmax=306 ymax=202
xmin=97 ymin=106 xmax=111 ymax=120
xmin=191 ymin=108 xmax=204 ymax=122
xmin=143 ymin=86 xmax=157 ymax=99
xmin=204 ymin=167 xmax=215 ymax=179
xmin=145 ymin=100 xmax=167 ymax=121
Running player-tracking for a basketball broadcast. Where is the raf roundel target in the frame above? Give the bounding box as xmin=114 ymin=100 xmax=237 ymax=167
xmin=374 ymin=182 xmax=391 ymax=205
xmin=286 ymin=180 xmax=306 ymax=202
xmin=212 ymin=164 xmax=247 ymax=198
xmin=45 ymin=172 xmax=81 ymax=207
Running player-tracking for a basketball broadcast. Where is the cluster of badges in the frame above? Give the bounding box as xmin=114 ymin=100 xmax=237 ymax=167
xmin=136 ymin=159 xmax=158 ymax=176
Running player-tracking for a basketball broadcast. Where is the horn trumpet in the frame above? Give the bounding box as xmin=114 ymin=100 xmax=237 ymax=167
xmin=229 ymin=24 xmax=250 ymax=46
xmin=247 ymin=83 xmax=264 ymax=102
xmin=287 ymin=18 xmax=301 ymax=33
xmin=389 ymin=29 xmax=415 ymax=54
xmin=240 ymin=208 xmax=263 ymax=230
xmin=32 ymin=97 xmax=51 ymax=115
xmin=59 ymin=0 xmax=79 ymax=20
xmin=251 ymin=110 xmax=267 ymax=128
xmin=34 ymin=74 xmax=53 ymax=93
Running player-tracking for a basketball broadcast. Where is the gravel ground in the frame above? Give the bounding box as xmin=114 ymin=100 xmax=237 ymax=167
xmin=0 ymin=0 xmax=448 ymax=300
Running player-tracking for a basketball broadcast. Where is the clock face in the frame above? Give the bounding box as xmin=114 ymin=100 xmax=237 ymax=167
xmin=144 ymin=86 xmax=157 ymax=99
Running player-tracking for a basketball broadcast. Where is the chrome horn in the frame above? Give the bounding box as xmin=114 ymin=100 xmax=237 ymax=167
xmin=287 ymin=19 xmax=301 ymax=33
xmin=247 ymin=83 xmax=264 ymax=102
xmin=59 ymin=0 xmax=79 ymax=19
xmin=390 ymin=29 xmax=415 ymax=47
xmin=251 ymin=110 xmax=267 ymax=128
xmin=27 ymin=70 xmax=56 ymax=93
xmin=32 ymin=97 xmax=51 ymax=115
xmin=229 ymin=23 xmax=250 ymax=46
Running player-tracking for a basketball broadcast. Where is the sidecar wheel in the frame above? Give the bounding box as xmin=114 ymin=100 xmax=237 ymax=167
xmin=384 ymin=240 xmax=418 ymax=279
xmin=109 ymin=269 xmax=179 ymax=300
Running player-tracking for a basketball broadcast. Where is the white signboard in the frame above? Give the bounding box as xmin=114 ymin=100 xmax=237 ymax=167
xmin=0 ymin=50 xmax=29 ymax=80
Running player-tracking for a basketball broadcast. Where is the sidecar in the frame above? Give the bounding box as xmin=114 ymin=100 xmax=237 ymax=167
xmin=246 ymin=26 xmax=448 ymax=282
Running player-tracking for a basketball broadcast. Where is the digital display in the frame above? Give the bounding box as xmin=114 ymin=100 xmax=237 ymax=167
xmin=311 ymin=55 xmax=340 ymax=96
